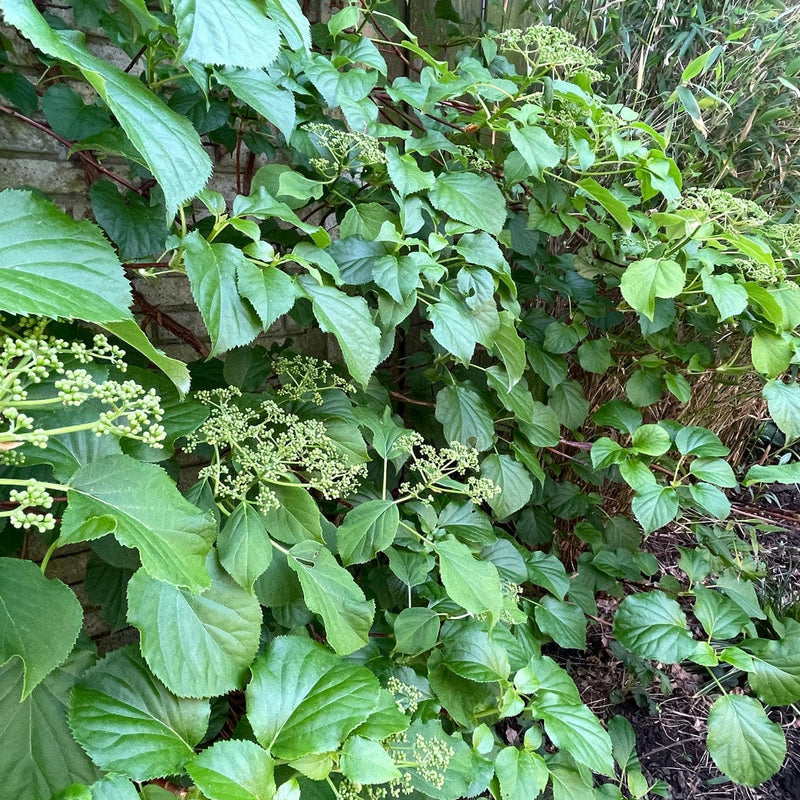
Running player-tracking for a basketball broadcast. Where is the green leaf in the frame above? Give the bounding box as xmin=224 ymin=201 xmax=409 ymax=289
xmin=2 ymin=1 xmax=211 ymax=215
xmin=246 ymin=636 xmax=380 ymax=759
xmin=613 ymin=591 xmax=696 ymax=664
xmin=0 ymin=189 xmax=132 ymax=322
xmin=744 ymin=461 xmax=800 ymax=486
xmin=127 ymin=554 xmax=262 ymax=698
xmin=268 ymin=0 xmax=311 ymax=50
xmin=631 ymin=485 xmax=679 ymax=533
xmin=90 ymin=179 xmax=167 ymax=261
xmin=494 ymin=747 xmax=548 ymax=800
xmin=428 ymin=292 xmax=479 ymax=363
xmin=0 ymin=558 xmax=83 ymax=700
xmin=219 ymin=502 xmax=273 ymax=591
xmin=533 ymin=697 xmax=614 ymax=777
xmin=688 ymin=482 xmax=731 ymax=518
xmin=620 ymin=258 xmax=685 ymax=320
xmin=183 ymin=231 xmax=263 ymax=357
xmin=187 ymin=739 xmax=276 ymax=800
xmin=631 ymin=424 xmax=671 ymax=456
xmin=534 ymin=596 xmax=586 ymax=650
xmin=42 ymin=84 xmax=112 ymax=140
xmin=548 ymin=380 xmax=589 ymax=429
xmin=491 ymin=311 xmax=527 ymax=389
xmin=0 ymin=649 xmax=100 ymax=800
xmin=287 ymin=541 xmax=375 ymax=654
xmin=103 ymin=319 xmax=191 ymax=395
xmin=428 ymin=172 xmax=507 ymax=236
xmin=509 ymin=124 xmax=563 ymax=180
xmin=481 ymin=453 xmax=533 ymax=519
xmin=527 ymin=552 xmax=569 ymax=600
xmin=338 ymin=499 xmax=399 ymax=566
xmin=751 ymin=330 xmax=792 ymax=378
xmin=706 ymin=695 xmax=785 ymax=786
xmin=519 ymin=401 xmax=561 ymax=447
xmin=69 ymin=646 xmax=210 ymax=780
xmin=577 ymin=339 xmax=614 ymax=374
xmin=590 ymin=437 xmax=626 ymax=469
xmin=236 ymin=260 xmax=297 ymax=333
xmin=174 ymin=0 xmax=280 ymax=67
xmin=60 ymin=454 xmax=215 ymax=591
xmin=744 ymin=627 xmax=800 ymax=705
xmin=701 ymin=271 xmax=748 ymax=320
xmin=436 ymin=536 xmax=503 ymax=620
xmin=435 ymin=385 xmax=495 ymax=451
xmin=386 ymin=146 xmax=435 ymax=196
xmin=393 ymin=607 xmax=440 ymax=655
xmin=0 ymin=70 xmax=38 ymax=115
xmin=341 ymin=736 xmax=401 ymax=784
xmin=297 ymin=276 xmax=382 ymax=386
xmin=675 ymin=426 xmax=729 ymax=457
xmin=262 ymin=482 xmax=323 ymax=545
xmin=215 ymin=67 xmax=296 ymax=141
xmin=689 ymin=458 xmax=736 ymax=487
xmin=763 ymin=380 xmax=800 ymax=441
xmin=693 ymin=586 xmax=749 ymax=640
xmin=577 ymin=178 xmax=632 ymax=232
xmin=442 ymin=624 xmax=510 ymax=682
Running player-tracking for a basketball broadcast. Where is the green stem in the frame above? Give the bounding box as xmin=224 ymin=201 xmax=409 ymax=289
xmin=0 ymin=478 xmax=68 ymax=492
xmin=40 ymin=539 xmax=59 ymax=574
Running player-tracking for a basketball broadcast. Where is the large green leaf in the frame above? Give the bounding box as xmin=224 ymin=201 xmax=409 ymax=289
xmin=0 ymin=649 xmax=100 ymax=800
xmin=0 ymin=558 xmax=83 ymax=700
xmin=246 ymin=636 xmax=380 ymax=759
xmin=532 ymin=697 xmax=614 ymax=777
xmin=428 ymin=173 xmax=507 ymax=236
xmin=613 ymin=591 xmax=696 ymax=664
xmin=743 ymin=627 xmax=800 ymax=705
xmin=218 ymin=502 xmax=273 ymax=591
xmin=60 ymin=454 xmax=216 ymax=591
xmin=2 ymin=1 xmax=211 ymax=215
xmin=215 ymin=67 xmax=296 ymax=141
xmin=187 ymin=739 xmax=276 ymax=800
xmin=183 ymin=232 xmax=263 ymax=357
xmin=509 ymin=124 xmax=563 ymax=180
xmin=534 ymin=595 xmax=586 ymax=650
xmin=297 ymin=277 xmax=382 ymax=386
xmin=435 ymin=536 xmax=503 ymax=621
xmin=235 ymin=261 xmax=297 ymax=332
xmin=393 ymin=607 xmax=441 ymax=655
xmin=494 ymin=746 xmax=548 ymax=800
xmin=435 ymin=385 xmax=495 ymax=452
xmin=0 ymin=189 xmax=131 ymax=322
xmin=174 ymin=0 xmax=280 ymax=68
xmin=287 ymin=541 xmax=375 ymax=654
xmin=69 ymin=647 xmax=210 ymax=780
xmin=481 ymin=453 xmax=533 ymax=519
xmin=340 ymin=735 xmax=401 ymax=784
xmin=262 ymin=482 xmax=323 ymax=544
xmin=619 ymin=258 xmax=685 ymax=320
xmin=442 ymin=623 xmax=510 ymax=682
xmin=631 ymin=484 xmax=679 ymax=533
xmin=706 ymin=694 xmax=785 ymax=786
xmin=338 ymin=499 xmax=399 ymax=566
xmin=577 ymin=177 xmax=632 ymax=232
xmin=744 ymin=462 xmax=800 ymax=486
xmin=127 ymin=554 xmax=262 ymax=698
xmin=763 ymin=379 xmax=800 ymax=441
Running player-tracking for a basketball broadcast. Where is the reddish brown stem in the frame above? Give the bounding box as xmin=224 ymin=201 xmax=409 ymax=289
xmin=0 ymin=104 xmax=142 ymax=194
xmin=132 ymin=288 xmax=210 ymax=358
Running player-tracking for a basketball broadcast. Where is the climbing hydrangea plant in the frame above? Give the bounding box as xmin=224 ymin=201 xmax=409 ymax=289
xmin=0 ymin=0 xmax=799 ymax=798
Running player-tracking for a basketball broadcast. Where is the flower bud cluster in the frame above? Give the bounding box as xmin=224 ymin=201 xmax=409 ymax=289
xmin=0 ymin=327 xmax=165 ymax=460
xmin=683 ymin=188 xmax=769 ymax=228
xmin=188 ymin=387 xmax=366 ymax=512
xmin=398 ymin=440 xmax=500 ymax=505
xmin=388 ymin=731 xmax=454 ymax=791
xmin=307 ymin=122 xmax=386 ymax=171
xmin=7 ymin=479 xmax=55 ymax=532
xmin=496 ymin=26 xmax=602 ymax=80
xmin=274 ymin=355 xmax=355 ymax=404
xmin=386 ymin=676 xmax=425 ymax=714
